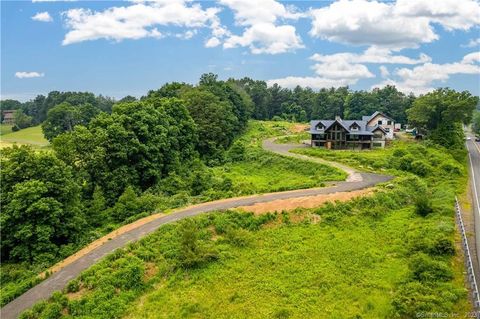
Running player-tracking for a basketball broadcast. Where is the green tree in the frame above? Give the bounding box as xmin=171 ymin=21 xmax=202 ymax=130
xmin=181 ymin=88 xmax=238 ymax=159
xmin=53 ymin=98 xmax=197 ymax=202
xmin=407 ymin=88 xmax=478 ymax=147
xmin=13 ymin=110 xmax=33 ymax=129
xmin=473 ymin=111 xmax=480 ymax=135
xmin=42 ymin=102 xmax=101 ymax=141
xmin=1 ymin=146 xmax=83 ymax=262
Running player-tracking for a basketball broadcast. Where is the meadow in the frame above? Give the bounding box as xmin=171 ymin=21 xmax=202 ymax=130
xmin=0 ymin=125 xmax=49 ymax=149
xmin=19 ymin=138 xmax=471 ymax=318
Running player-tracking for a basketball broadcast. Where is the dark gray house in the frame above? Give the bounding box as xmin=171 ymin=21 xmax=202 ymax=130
xmin=310 ymin=114 xmax=389 ymax=150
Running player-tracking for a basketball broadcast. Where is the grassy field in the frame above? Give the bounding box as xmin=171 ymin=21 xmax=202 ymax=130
xmin=20 ymin=139 xmax=471 ymax=318
xmin=1 ymin=121 xmax=346 ymax=307
xmin=210 ymin=121 xmax=346 ymax=195
xmin=0 ymin=125 xmax=49 ymax=149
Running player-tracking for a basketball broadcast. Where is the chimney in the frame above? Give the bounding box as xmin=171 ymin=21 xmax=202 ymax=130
xmin=335 ymin=115 xmax=342 ymax=121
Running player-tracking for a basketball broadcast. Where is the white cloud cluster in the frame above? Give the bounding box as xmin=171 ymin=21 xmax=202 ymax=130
xmin=61 ymin=0 xmax=220 ymax=45
xmin=268 ymin=46 xmax=431 ymax=89
xmin=217 ymin=0 xmax=304 ymax=54
xmin=310 ymin=0 xmax=480 ymax=49
xmin=373 ymin=52 xmax=480 ymax=95
xmin=32 ymin=11 xmax=53 ymax=22
xmin=15 ymin=72 xmax=45 ymax=79
xmin=463 ymin=38 xmax=480 ymax=48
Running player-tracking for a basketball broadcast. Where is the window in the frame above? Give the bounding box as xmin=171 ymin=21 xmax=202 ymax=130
xmin=316 ymin=124 xmax=325 ymax=130
xmin=385 ymin=128 xmax=390 ymax=132
xmin=378 ymin=120 xmax=383 ymax=125
xmin=387 ymin=120 xmax=392 ymax=125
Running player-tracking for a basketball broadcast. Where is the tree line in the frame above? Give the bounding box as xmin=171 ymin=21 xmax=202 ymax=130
xmin=1 ymin=74 xmax=478 ymax=265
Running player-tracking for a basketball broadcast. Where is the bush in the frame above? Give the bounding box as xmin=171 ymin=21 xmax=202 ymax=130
xmin=409 ymin=253 xmax=453 ymax=282
xmin=414 ymin=196 xmax=434 ymax=217
xmin=178 ymin=219 xmax=218 ymax=269
xmin=392 ymin=282 xmax=462 ymax=317
xmin=411 ymin=160 xmax=432 ymax=177
xmin=224 ymin=227 xmax=252 ymax=247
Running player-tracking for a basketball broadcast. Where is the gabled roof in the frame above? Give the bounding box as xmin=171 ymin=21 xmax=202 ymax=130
xmin=365 ymin=111 xmax=394 ymax=124
xmin=369 ymin=125 xmax=387 ymax=134
xmin=310 ymin=119 xmax=373 ymax=135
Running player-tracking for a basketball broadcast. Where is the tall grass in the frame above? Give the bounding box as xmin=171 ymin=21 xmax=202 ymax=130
xmin=20 ymin=140 xmax=471 ymax=318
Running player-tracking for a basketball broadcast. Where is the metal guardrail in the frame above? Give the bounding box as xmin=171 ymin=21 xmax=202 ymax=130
xmin=455 ymin=197 xmax=480 ymax=312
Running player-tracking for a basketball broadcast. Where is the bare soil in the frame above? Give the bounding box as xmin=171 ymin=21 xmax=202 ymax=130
xmin=236 ymin=188 xmax=375 ymax=214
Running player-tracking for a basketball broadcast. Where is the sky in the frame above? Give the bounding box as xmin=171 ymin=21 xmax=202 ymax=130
xmin=1 ymin=0 xmax=480 ymax=101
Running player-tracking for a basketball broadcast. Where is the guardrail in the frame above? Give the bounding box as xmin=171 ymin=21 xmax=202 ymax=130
xmin=455 ymin=197 xmax=480 ymax=312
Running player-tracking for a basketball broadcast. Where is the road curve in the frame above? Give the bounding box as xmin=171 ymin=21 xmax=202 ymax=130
xmin=1 ymin=140 xmax=392 ymax=319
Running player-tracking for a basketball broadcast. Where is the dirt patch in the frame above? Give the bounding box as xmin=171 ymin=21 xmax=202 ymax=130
xmin=66 ymin=286 xmax=87 ymax=301
xmin=144 ymin=262 xmax=158 ymax=281
xmin=236 ymin=188 xmax=375 ymax=215
xmin=40 ymin=213 xmax=165 ymax=278
xmin=291 ymin=124 xmax=308 ymax=133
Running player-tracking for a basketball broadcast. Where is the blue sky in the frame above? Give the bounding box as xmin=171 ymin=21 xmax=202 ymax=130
xmin=1 ymin=0 xmax=479 ymax=101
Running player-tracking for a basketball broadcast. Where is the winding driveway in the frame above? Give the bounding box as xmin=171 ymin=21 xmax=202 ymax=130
xmin=1 ymin=139 xmax=392 ymax=319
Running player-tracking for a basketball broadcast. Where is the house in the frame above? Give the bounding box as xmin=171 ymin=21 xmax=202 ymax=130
xmin=310 ymin=112 xmax=395 ymax=150
xmin=2 ymin=110 xmax=15 ymax=125
xmin=361 ymin=111 xmax=395 ymax=140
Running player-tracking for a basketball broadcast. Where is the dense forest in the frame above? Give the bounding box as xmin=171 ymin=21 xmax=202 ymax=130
xmin=1 ymin=74 xmax=477 ymax=267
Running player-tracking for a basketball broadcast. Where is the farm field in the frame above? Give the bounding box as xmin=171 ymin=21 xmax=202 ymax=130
xmin=0 ymin=125 xmax=49 ymax=149
xmin=19 ymin=139 xmax=471 ymax=318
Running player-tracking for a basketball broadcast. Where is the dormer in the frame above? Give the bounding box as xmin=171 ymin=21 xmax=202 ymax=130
xmin=349 ymin=122 xmax=360 ymax=132
xmin=316 ymin=123 xmax=325 ymax=131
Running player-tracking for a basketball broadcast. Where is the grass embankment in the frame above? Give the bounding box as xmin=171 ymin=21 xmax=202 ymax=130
xmin=0 ymin=125 xmax=49 ymax=149
xmin=211 ymin=121 xmax=346 ymax=194
xmin=20 ymin=140 xmax=471 ymax=318
xmin=1 ymin=121 xmax=345 ymax=307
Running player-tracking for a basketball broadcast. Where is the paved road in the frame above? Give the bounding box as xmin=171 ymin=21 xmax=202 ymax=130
xmin=1 ymin=140 xmax=392 ymax=319
xmin=467 ymin=136 xmax=480 ymax=271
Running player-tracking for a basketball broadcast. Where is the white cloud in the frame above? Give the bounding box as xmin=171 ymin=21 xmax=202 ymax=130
xmin=32 ymin=11 xmax=53 ymax=22
xmin=205 ymin=37 xmax=221 ymax=47
xmin=220 ymin=0 xmax=303 ymax=26
xmin=61 ymin=1 xmax=220 ymax=45
xmin=463 ymin=38 xmax=480 ymax=48
xmin=312 ymin=60 xmax=374 ymax=80
xmin=394 ymin=0 xmax=480 ymax=31
xmin=271 ymin=46 xmax=432 ymax=90
xmin=309 ymin=0 xmax=480 ymax=50
xmin=311 ymin=46 xmax=431 ymax=65
xmin=379 ymin=66 xmax=390 ymax=78
xmin=223 ymin=23 xmax=303 ymax=54
xmin=462 ymin=52 xmax=480 ymax=64
xmin=15 ymin=72 xmax=45 ymax=79
xmin=372 ymin=52 xmax=480 ymax=94
xmin=218 ymin=0 xmax=304 ymax=54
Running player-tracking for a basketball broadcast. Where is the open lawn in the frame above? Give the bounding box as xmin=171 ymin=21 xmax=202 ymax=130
xmin=0 ymin=125 xmax=49 ymax=149
xmin=1 ymin=124 xmax=13 ymax=135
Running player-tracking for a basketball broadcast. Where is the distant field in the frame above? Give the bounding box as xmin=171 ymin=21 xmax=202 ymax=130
xmin=0 ymin=125 xmax=49 ymax=149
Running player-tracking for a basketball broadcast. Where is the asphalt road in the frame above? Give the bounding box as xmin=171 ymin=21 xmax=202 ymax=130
xmin=467 ymin=137 xmax=480 ymax=270
xmin=1 ymin=140 xmax=392 ymax=319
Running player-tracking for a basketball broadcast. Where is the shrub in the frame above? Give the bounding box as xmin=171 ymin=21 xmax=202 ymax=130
xmin=409 ymin=253 xmax=453 ymax=282
xmin=392 ymin=282 xmax=462 ymax=317
xmin=411 ymin=160 xmax=432 ymax=177
xmin=414 ymin=196 xmax=434 ymax=217
xmin=224 ymin=227 xmax=252 ymax=247
xmin=178 ymin=219 xmax=218 ymax=269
